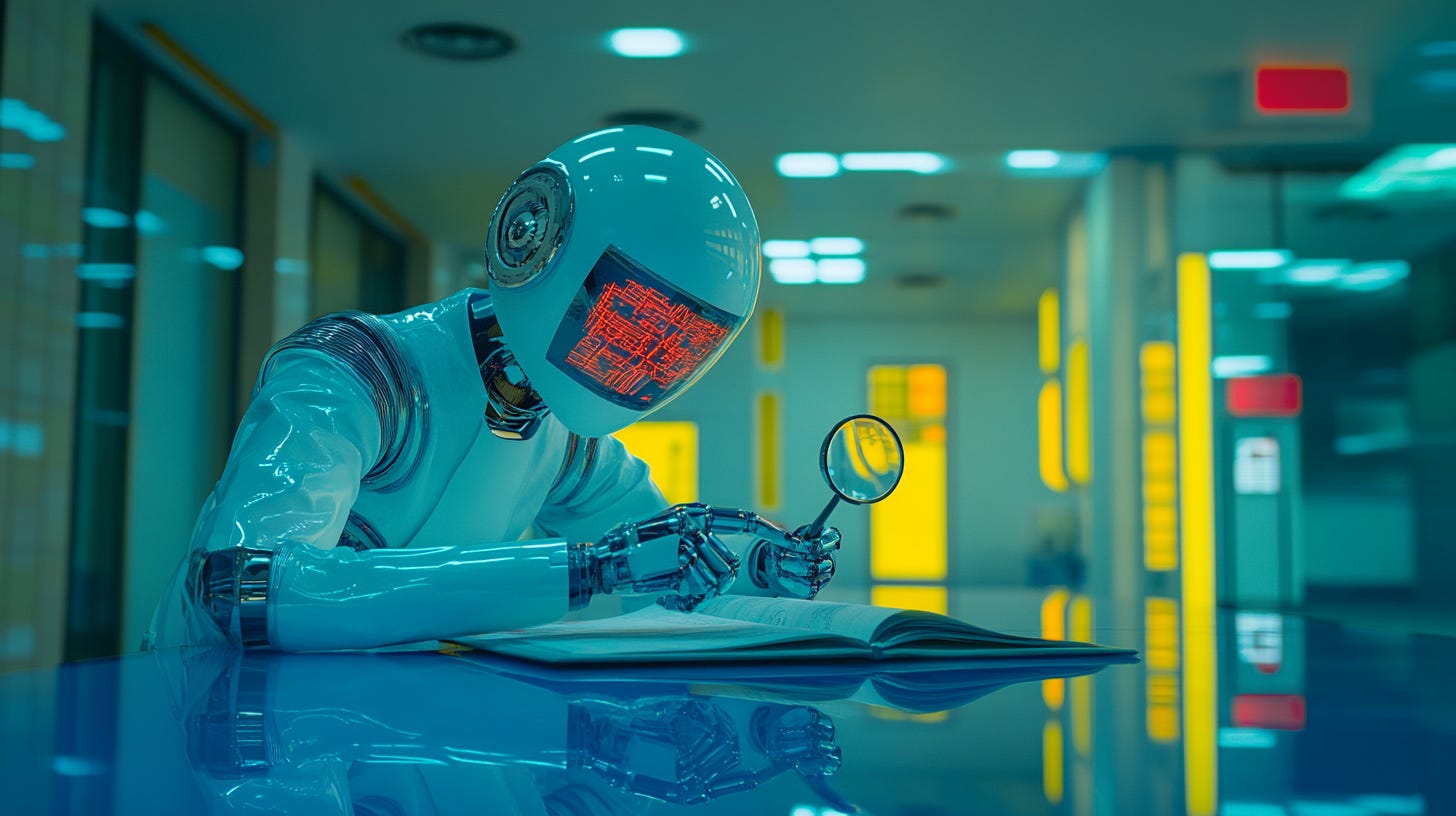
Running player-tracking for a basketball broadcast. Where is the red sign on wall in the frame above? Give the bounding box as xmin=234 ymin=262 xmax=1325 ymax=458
xmin=1256 ymin=66 xmax=1351 ymax=115
xmin=1227 ymin=375 xmax=1302 ymax=417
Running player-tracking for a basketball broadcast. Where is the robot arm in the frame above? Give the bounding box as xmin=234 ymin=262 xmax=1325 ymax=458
xmin=181 ymin=351 xmax=582 ymax=651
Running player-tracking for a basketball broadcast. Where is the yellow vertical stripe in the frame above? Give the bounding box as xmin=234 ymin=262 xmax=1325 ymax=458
xmin=1069 ymin=596 xmax=1093 ymax=756
xmin=870 ymin=585 xmax=947 ymax=614
xmin=1177 ymin=252 xmax=1218 ymax=816
xmin=1043 ymin=720 xmax=1065 ymax=805
xmin=756 ymin=392 xmax=781 ymax=510
xmin=1041 ymin=589 xmax=1069 ymax=709
xmin=1066 ymin=339 xmax=1092 ymax=484
xmin=1039 ymin=380 xmax=1069 ymax=492
xmin=1039 ymin=289 xmax=1061 ymax=373
xmin=758 ymin=308 xmax=784 ymax=369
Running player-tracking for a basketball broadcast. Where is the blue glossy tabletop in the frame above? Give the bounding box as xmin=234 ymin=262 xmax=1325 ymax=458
xmin=2 ymin=600 xmax=1452 ymax=816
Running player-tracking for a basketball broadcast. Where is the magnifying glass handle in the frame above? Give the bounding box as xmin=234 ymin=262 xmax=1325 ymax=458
xmin=802 ymin=495 xmax=841 ymax=541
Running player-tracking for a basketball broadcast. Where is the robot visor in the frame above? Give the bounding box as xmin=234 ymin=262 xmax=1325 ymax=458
xmin=547 ymin=245 xmax=738 ymax=410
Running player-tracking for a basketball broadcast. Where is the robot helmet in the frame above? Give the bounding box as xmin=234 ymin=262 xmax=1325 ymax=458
xmin=485 ymin=126 xmax=761 ymax=438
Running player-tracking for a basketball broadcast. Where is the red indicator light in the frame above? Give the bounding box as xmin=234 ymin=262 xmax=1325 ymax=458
xmin=1255 ymin=66 xmax=1350 ymax=114
xmin=1227 ymin=375 xmax=1302 ymax=417
xmin=1232 ymin=694 xmax=1306 ymax=730
xmin=564 ymin=280 xmax=729 ymax=401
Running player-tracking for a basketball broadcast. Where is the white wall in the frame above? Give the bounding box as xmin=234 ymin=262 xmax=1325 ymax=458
xmin=651 ymin=310 xmax=1064 ymax=592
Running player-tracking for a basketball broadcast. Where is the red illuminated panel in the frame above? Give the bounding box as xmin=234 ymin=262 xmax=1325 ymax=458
xmin=564 ymin=280 xmax=729 ymax=402
xmin=1232 ymin=694 xmax=1306 ymax=731
xmin=1227 ymin=375 xmax=1302 ymax=417
xmin=1256 ymin=66 xmax=1350 ymax=114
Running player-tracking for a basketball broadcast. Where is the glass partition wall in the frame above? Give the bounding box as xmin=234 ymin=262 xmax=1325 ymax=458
xmin=67 ymin=25 xmax=244 ymax=659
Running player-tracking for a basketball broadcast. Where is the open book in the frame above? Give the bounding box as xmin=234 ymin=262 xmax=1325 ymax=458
xmin=452 ymin=595 xmax=1134 ymax=666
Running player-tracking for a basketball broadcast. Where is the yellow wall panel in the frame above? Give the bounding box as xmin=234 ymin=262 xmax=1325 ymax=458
xmin=613 ymin=422 xmax=699 ymax=505
xmin=870 ymin=585 xmax=948 ymax=615
xmin=870 ymin=441 xmax=947 ymax=580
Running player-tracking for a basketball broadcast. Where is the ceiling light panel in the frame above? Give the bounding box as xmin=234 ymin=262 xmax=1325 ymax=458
xmin=1208 ymin=250 xmax=1294 ymax=270
xmin=775 ymin=153 xmax=840 ymax=178
xmin=838 ymin=152 xmax=949 ymax=174
xmin=809 ymin=237 xmax=864 ymax=256
xmin=816 ymin=258 xmax=866 ymax=284
xmin=763 ymin=240 xmax=811 ymax=258
xmin=607 ymin=28 xmax=687 ymax=58
xmin=769 ymin=259 xmax=816 ymax=284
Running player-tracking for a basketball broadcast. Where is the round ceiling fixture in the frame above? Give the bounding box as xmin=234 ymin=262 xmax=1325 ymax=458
xmin=401 ymin=23 xmax=516 ymax=61
xmin=601 ymin=109 xmax=701 ymax=136
xmin=898 ymin=202 xmax=957 ymax=221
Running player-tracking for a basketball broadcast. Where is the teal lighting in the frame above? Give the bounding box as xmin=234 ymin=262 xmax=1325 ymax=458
xmin=1208 ymin=249 xmax=1293 ymax=270
xmin=839 ymin=152 xmax=949 ymax=174
xmin=1341 ymin=144 xmax=1456 ymax=200
xmin=1004 ymin=150 xmax=1107 ymax=176
xmin=763 ymin=240 xmax=811 ymax=258
xmin=768 ymin=258 xmax=816 ymax=284
xmin=1211 ymin=355 xmax=1273 ymax=378
xmin=776 ymin=153 xmax=840 ymax=178
xmin=1338 ymin=260 xmax=1410 ymax=292
xmin=607 ymin=28 xmax=686 ymax=58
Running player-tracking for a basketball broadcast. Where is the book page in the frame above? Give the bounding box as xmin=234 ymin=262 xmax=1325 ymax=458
xmin=455 ymin=604 xmax=869 ymax=663
xmin=695 ymin=596 xmax=901 ymax=643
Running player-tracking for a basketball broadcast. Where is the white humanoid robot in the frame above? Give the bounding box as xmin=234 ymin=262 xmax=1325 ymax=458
xmin=147 ymin=126 xmax=839 ymax=652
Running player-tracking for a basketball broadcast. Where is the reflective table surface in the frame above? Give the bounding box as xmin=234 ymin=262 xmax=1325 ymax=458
xmin=2 ymin=591 xmax=1453 ymax=816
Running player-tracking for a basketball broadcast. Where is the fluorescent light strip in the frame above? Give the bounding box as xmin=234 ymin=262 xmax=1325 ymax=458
xmin=839 ymin=151 xmax=948 ymax=174
xmin=635 ymin=146 xmax=673 ymax=156
xmin=815 ymin=258 xmax=865 ymax=284
xmin=1211 ymin=355 xmax=1273 ymax=378
xmin=1208 ymin=250 xmax=1293 ymax=270
xmin=1282 ymin=260 xmax=1346 ymax=284
xmin=1006 ymin=150 xmax=1061 ymax=169
xmin=578 ymin=147 xmax=615 ymax=163
xmin=809 ymin=236 xmax=864 ymax=255
xmin=1339 ymin=260 xmax=1410 ymax=291
xmin=775 ymin=153 xmax=839 ymax=178
xmin=763 ymin=240 xmax=810 ymax=259
xmin=769 ymin=258 xmax=816 ymax=284
xmin=607 ymin=28 xmax=686 ymax=58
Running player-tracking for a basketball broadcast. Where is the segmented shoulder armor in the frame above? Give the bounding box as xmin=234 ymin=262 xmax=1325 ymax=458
xmin=261 ymin=311 xmax=428 ymax=493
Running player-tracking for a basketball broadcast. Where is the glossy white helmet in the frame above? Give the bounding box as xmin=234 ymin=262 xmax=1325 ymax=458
xmin=485 ymin=126 xmax=760 ymax=438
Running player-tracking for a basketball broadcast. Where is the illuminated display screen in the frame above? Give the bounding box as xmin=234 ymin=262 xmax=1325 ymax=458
xmin=549 ymin=245 xmax=736 ymax=409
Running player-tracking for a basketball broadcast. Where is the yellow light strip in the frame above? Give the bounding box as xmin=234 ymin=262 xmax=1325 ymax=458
xmin=1041 ymin=589 xmax=1068 ymax=709
xmin=1145 ymin=597 xmax=1182 ymax=743
xmin=758 ymin=307 xmax=784 ymax=369
xmin=1038 ymin=289 xmax=1061 ymax=373
xmin=1042 ymin=720 xmax=1065 ymax=805
xmin=1066 ymin=339 xmax=1092 ymax=484
xmin=1177 ymin=252 xmax=1218 ymax=816
xmin=140 ymin=23 xmax=278 ymax=135
xmin=1038 ymin=380 xmax=1070 ymax=492
xmin=756 ymin=391 xmax=781 ymax=510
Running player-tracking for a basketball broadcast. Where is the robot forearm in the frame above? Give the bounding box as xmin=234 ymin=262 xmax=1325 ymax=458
xmin=195 ymin=539 xmax=580 ymax=651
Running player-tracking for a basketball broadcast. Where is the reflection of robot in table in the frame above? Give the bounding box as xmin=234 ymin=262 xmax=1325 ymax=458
xmin=170 ymin=649 xmax=844 ymax=815
xmin=146 ymin=126 xmax=840 ymax=653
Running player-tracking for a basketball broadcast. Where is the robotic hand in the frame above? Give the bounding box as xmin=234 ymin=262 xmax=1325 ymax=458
xmin=582 ymin=503 xmax=840 ymax=612
xmin=569 ymin=695 xmax=842 ymax=806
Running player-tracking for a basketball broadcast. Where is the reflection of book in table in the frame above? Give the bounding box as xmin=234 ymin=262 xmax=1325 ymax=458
xmin=453 ymin=595 xmax=1136 ymax=665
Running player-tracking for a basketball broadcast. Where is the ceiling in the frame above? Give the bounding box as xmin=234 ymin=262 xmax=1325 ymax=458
xmin=93 ymin=0 xmax=1456 ymax=317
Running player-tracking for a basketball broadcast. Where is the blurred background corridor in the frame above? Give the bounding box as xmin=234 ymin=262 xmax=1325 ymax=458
xmin=3 ymin=1 xmax=1456 ymax=814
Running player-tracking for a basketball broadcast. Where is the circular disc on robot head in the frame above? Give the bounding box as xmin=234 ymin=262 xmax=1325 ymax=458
xmin=486 ymin=162 xmax=573 ymax=289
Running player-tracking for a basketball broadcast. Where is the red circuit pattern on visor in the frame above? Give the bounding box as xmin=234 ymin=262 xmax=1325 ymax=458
xmin=548 ymin=245 xmax=739 ymax=410
xmin=564 ymin=279 xmax=729 ymax=401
